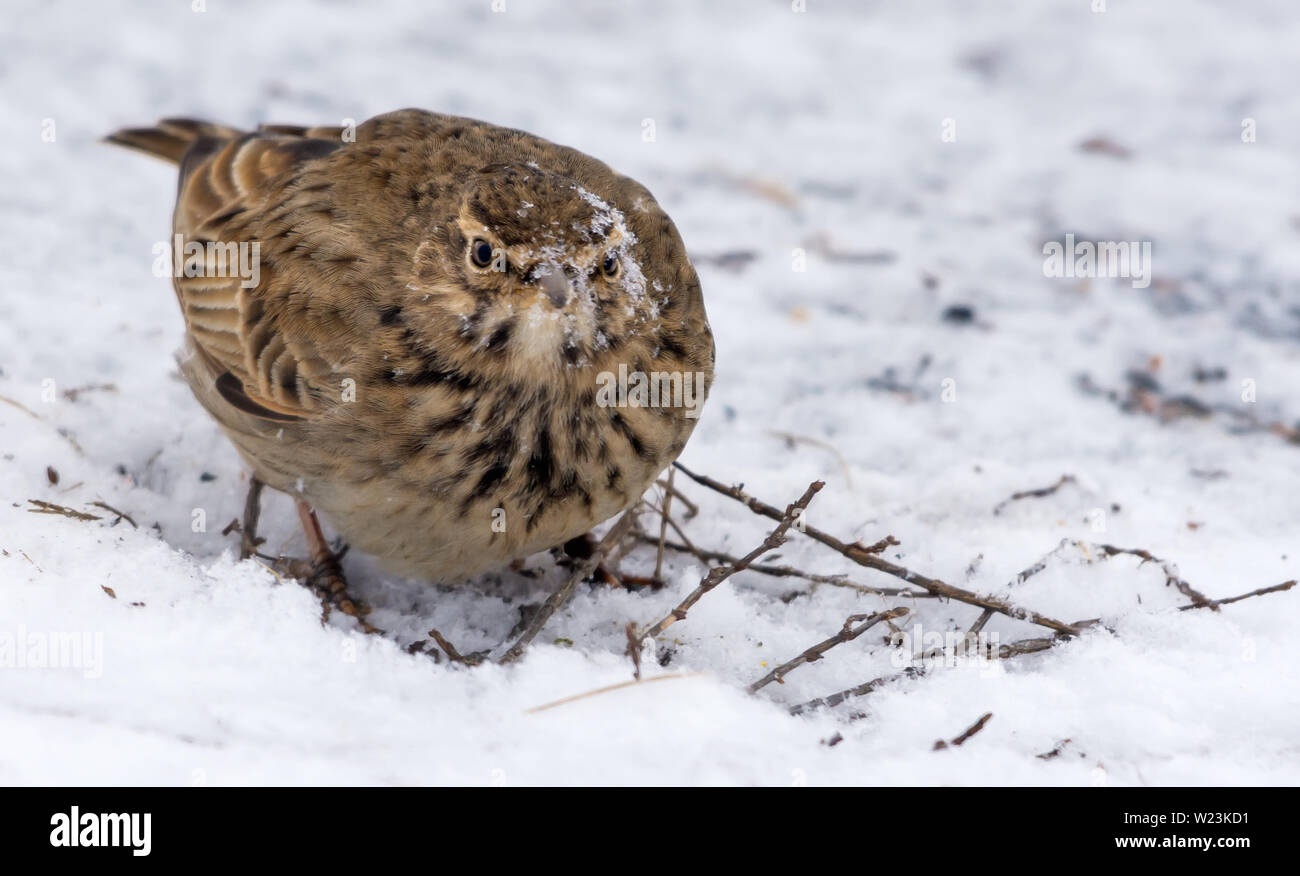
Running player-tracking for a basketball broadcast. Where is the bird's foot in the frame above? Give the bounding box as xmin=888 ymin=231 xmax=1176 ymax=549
xmin=300 ymin=550 xmax=377 ymax=633
xmin=223 ymin=476 xmax=266 ymax=559
xmin=559 ymin=532 xmax=661 ymax=590
xmin=291 ymin=499 xmax=378 ymax=633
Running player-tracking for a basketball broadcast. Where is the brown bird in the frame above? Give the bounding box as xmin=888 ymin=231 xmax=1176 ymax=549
xmin=107 ymin=109 xmax=713 ymax=612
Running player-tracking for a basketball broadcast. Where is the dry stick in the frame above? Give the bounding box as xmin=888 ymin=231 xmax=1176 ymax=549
xmin=654 ymin=469 xmax=674 ymax=584
xmin=749 ymin=606 xmax=910 ymax=693
xmin=789 ymin=631 xmax=1064 ymax=716
xmin=913 ymin=542 xmax=1078 ymax=663
xmin=789 ymin=669 xmax=919 ymax=716
xmin=640 ymin=535 xmax=936 ymax=599
xmin=935 ymin=712 xmax=993 ymax=749
xmin=637 ymin=481 xmax=824 ymax=641
xmin=624 ymin=622 xmax=643 ymax=680
xmin=1177 ymin=579 xmax=1295 ymax=611
xmin=1010 ymin=537 xmax=1074 ymax=587
xmin=640 ymin=497 xmax=701 ymax=556
xmin=996 ymin=636 xmax=1059 ymax=657
xmin=496 ymin=509 xmax=637 ymax=664
xmin=89 ymin=501 xmax=137 ymax=529
xmin=1090 ymin=542 xmax=1217 ymax=610
xmin=525 ymin=672 xmax=705 ymax=714
xmin=1036 ymin=739 xmax=1073 ymax=760
xmin=992 ymin=474 xmax=1076 ymax=515
xmin=967 ymin=608 xmax=996 ymax=636
xmin=1027 ymin=576 xmax=1292 ymax=643
xmin=674 ymin=463 xmax=1081 ymax=636
xmin=429 ymin=628 xmax=483 ymax=666
xmin=26 ymin=499 xmax=100 ymax=522
xmin=951 ymin=711 xmax=994 ymax=745
xmin=655 ymin=476 xmax=699 ymax=518
xmin=602 ymin=503 xmax=645 ymax=573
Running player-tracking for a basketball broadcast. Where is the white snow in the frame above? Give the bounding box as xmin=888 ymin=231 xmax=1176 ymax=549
xmin=1 ymin=0 xmax=1298 ymax=785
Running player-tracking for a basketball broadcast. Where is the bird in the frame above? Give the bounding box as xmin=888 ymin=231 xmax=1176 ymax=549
xmin=106 ymin=109 xmax=714 ymax=612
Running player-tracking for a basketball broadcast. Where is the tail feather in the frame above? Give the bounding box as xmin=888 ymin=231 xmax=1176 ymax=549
xmin=104 ymin=118 xmax=244 ymax=164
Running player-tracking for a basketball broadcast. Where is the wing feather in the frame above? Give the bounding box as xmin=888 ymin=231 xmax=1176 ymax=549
xmin=168 ymin=131 xmax=344 ymax=423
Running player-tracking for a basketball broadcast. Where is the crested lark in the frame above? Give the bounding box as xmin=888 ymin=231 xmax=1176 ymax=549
xmin=107 ymin=109 xmax=714 ymax=594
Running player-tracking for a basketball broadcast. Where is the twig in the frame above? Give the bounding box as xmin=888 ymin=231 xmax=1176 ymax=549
xmin=992 ymin=475 xmax=1075 ymax=515
xmin=790 ymin=630 xmax=1068 ymax=716
xmin=496 ymin=509 xmax=637 ymax=664
xmin=641 ymin=535 xmax=935 ymax=599
xmin=674 ymin=463 xmax=1081 ymax=636
xmin=654 ymin=469 xmax=674 ymax=584
xmin=429 ymin=628 xmax=484 ymax=666
xmin=624 ymin=622 xmax=642 ymax=680
xmin=789 ymin=668 xmax=920 ymax=716
xmin=637 ymin=481 xmax=823 ymax=641
xmin=1036 ymin=738 xmax=1073 ymax=760
xmin=996 ymin=636 xmax=1060 ymax=658
xmin=88 ymin=501 xmax=137 ymax=529
xmin=1177 ymin=579 xmax=1295 ymax=611
xmin=934 ymin=712 xmax=993 ymax=749
xmin=1090 ymin=542 xmax=1217 ymax=610
xmin=1010 ymin=537 xmax=1074 ymax=587
xmin=749 ymin=606 xmax=909 ymax=693
xmin=655 ymin=476 xmax=699 ymax=518
xmin=26 ymin=499 xmax=100 ymax=522
xmin=62 ymin=383 xmax=117 ymax=402
xmin=857 ymin=535 xmax=901 ymax=555
xmin=967 ymin=608 xmax=995 ymax=636
xmin=525 ymin=672 xmax=705 ymax=714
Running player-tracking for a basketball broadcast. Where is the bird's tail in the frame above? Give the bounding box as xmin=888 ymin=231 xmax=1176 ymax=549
xmin=103 ymin=118 xmax=244 ymax=164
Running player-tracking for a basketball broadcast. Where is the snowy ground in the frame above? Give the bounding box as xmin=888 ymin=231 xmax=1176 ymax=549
xmin=2 ymin=0 xmax=1299 ymax=785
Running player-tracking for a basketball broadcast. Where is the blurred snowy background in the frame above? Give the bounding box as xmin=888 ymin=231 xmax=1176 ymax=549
xmin=1 ymin=0 xmax=1298 ymax=784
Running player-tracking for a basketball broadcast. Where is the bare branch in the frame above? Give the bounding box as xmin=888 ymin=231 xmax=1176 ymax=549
xmin=1178 ymin=579 xmax=1296 ymax=611
xmin=496 ymin=509 xmax=637 ymax=664
xmin=749 ymin=606 xmax=909 ymax=693
xmin=637 ymin=480 xmax=823 ymax=641
xmin=524 ymin=672 xmax=704 ymax=714
xmin=26 ymin=499 xmax=100 ymax=522
xmin=934 ymin=712 xmax=993 ymax=749
xmin=641 ymin=535 xmax=936 ymax=599
xmin=429 ymin=628 xmax=485 ymax=666
xmin=655 ymin=476 xmax=699 ymax=518
xmin=992 ymin=475 xmax=1075 ymax=515
xmin=1091 ymin=542 xmax=1217 ymax=610
xmin=673 ymin=463 xmax=1081 ymax=636
xmin=88 ymin=501 xmax=137 ymax=528
xmin=653 ymin=468 xmax=674 ymax=584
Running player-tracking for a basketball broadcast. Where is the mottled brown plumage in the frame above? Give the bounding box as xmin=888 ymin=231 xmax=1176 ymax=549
xmin=108 ymin=109 xmax=713 ymax=581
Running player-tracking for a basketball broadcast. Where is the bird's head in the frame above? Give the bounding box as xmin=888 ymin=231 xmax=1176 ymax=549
xmin=408 ymin=160 xmax=681 ymax=375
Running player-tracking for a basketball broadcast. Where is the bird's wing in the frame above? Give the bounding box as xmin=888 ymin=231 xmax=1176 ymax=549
xmin=170 ymin=130 xmax=347 ymax=423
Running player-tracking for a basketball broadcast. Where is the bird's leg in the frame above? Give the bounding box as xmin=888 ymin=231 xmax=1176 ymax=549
xmin=293 ymin=500 xmax=374 ymax=630
xmin=238 ymin=477 xmax=265 ymax=560
xmin=560 ymin=532 xmax=660 ymax=590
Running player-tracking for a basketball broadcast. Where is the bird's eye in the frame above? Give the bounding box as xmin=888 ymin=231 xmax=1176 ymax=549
xmin=469 ymin=238 xmax=495 ymax=269
xmin=601 ymin=253 xmax=620 ymax=278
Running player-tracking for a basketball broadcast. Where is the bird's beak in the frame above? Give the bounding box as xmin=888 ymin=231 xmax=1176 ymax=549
xmin=537 ymin=267 xmax=572 ymax=309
